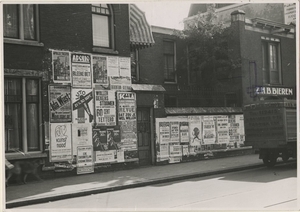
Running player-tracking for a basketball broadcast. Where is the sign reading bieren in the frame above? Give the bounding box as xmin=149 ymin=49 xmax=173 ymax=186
xmin=255 ymin=86 xmax=293 ymax=96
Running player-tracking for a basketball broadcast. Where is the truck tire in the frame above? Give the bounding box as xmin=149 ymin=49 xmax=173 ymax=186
xmin=263 ymin=156 xmax=277 ymax=167
xmin=281 ymin=152 xmax=289 ymax=162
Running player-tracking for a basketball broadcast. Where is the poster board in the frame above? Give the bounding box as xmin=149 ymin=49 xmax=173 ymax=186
xmin=71 ymin=53 xmax=92 ymax=88
xmin=94 ymin=90 xmax=116 ymax=126
xmin=77 ymin=146 xmax=94 ymax=174
xmin=50 ymin=123 xmax=72 ymax=162
xmin=72 ymin=123 xmax=92 ymax=155
xmin=49 ymin=85 xmax=72 ymax=123
xmin=72 ymin=88 xmax=94 ymax=124
xmin=52 ymin=50 xmax=71 ymax=83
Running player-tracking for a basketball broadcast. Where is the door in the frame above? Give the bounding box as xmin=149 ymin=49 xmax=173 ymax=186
xmin=137 ymin=107 xmax=152 ymax=165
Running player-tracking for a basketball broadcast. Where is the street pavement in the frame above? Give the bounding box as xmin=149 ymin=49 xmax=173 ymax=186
xmin=5 ymin=153 xmax=273 ymax=208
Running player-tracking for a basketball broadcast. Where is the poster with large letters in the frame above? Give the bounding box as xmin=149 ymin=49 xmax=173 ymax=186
xmin=49 ymin=85 xmax=72 ymax=122
xmin=117 ymin=92 xmax=138 ymax=158
xmin=76 ymin=145 xmax=94 ymax=174
xmin=216 ymin=115 xmax=229 ymax=144
xmin=72 ymin=123 xmax=92 ymax=155
xmin=94 ymin=90 xmax=116 ymax=126
xmin=50 ymin=123 xmax=72 ymax=162
xmin=52 ymin=50 xmax=71 ymax=83
xmin=72 ymin=88 xmax=94 ymax=124
xmin=71 ymin=53 xmax=92 ymax=88
xmin=109 ymin=57 xmax=131 ymax=91
xmin=202 ymin=116 xmax=216 ymax=144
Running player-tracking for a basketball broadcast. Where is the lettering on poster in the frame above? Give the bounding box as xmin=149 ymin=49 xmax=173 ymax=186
xmin=52 ymin=50 xmax=71 ymax=83
xmin=95 ymin=150 xmax=116 ymax=163
xmin=95 ymin=90 xmax=116 ymax=126
xmin=216 ymin=115 xmax=229 ymax=144
xmin=179 ymin=122 xmax=189 ymax=143
xmin=72 ymin=89 xmax=94 ymax=124
xmin=72 ymin=124 xmax=92 ymax=155
xmin=202 ymin=116 xmax=216 ymax=144
xmin=170 ymin=122 xmax=180 ymax=143
xmin=77 ymin=146 xmax=94 ymax=174
xmin=71 ymin=53 xmax=92 ymax=88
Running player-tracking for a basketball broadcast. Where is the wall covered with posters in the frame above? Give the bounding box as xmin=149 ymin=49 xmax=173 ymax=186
xmin=48 ymin=50 xmax=137 ymax=174
xmin=155 ymin=115 xmax=245 ymax=163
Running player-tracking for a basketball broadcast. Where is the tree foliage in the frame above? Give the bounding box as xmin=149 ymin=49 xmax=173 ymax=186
xmin=175 ymin=4 xmax=239 ymax=89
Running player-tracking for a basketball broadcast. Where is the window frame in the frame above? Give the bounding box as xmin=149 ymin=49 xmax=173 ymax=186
xmin=261 ymin=37 xmax=282 ymax=85
xmin=3 ymin=4 xmax=40 ymax=44
xmin=4 ymin=77 xmax=43 ymax=154
xmin=163 ymin=40 xmax=177 ymax=83
xmin=91 ymin=4 xmax=115 ymax=50
xmin=130 ymin=49 xmax=140 ymax=82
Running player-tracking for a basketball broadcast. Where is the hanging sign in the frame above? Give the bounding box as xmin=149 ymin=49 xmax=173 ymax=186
xmin=71 ymin=53 xmax=92 ymax=88
xmin=77 ymin=145 xmax=94 ymax=174
xmin=49 ymin=85 xmax=72 ymax=122
xmin=52 ymin=50 xmax=71 ymax=83
xmin=72 ymin=88 xmax=94 ymax=124
xmin=72 ymin=123 xmax=92 ymax=155
xmin=94 ymin=90 xmax=116 ymax=126
xmin=50 ymin=123 xmax=72 ymax=162
xmin=92 ymin=55 xmax=108 ymax=86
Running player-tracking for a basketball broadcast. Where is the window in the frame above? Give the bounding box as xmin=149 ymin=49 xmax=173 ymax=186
xmin=130 ymin=49 xmax=139 ymax=82
xmin=3 ymin=4 xmax=37 ymax=41
xmin=262 ymin=38 xmax=281 ymax=84
xmin=163 ymin=40 xmax=176 ymax=82
xmin=5 ymin=78 xmax=41 ymax=153
xmin=92 ymin=4 xmax=112 ymax=48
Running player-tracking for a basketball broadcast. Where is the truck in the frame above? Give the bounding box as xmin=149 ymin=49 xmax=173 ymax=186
xmin=243 ymin=99 xmax=297 ymax=167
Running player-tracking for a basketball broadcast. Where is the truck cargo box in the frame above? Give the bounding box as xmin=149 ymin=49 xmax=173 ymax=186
xmin=243 ymin=99 xmax=296 ymax=149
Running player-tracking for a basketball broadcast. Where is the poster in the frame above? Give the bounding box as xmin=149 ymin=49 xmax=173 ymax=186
xmin=188 ymin=116 xmax=202 ymax=146
xmin=202 ymin=116 xmax=216 ymax=144
xmin=179 ymin=122 xmax=189 ymax=143
xmin=92 ymin=55 xmax=108 ymax=85
xmin=117 ymin=92 xmax=137 ymax=151
xmin=95 ymin=150 xmax=116 ymax=163
xmin=72 ymin=88 xmax=94 ymax=124
xmin=116 ymin=149 xmax=125 ymax=162
xmin=94 ymin=90 xmax=116 ymax=126
xmin=76 ymin=146 xmax=94 ymax=174
xmin=110 ymin=76 xmax=132 ymax=91
xmin=107 ymin=56 xmax=119 ymax=76
xmin=170 ymin=121 xmax=180 ymax=143
xmin=119 ymin=57 xmax=131 ymax=77
xmin=72 ymin=123 xmax=92 ymax=155
xmin=50 ymin=123 xmax=72 ymax=162
xmin=71 ymin=53 xmax=92 ymax=88
xmin=216 ymin=115 xmax=229 ymax=144
xmin=169 ymin=144 xmax=182 ymax=157
xmin=228 ymin=115 xmax=240 ymax=144
xmin=182 ymin=145 xmax=189 ymax=156
xmin=106 ymin=126 xmax=121 ymax=150
xmin=49 ymin=85 xmax=72 ymax=122
xmin=237 ymin=115 xmax=245 ymax=144
xmin=52 ymin=50 xmax=71 ymax=83
xmin=159 ymin=122 xmax=170 ymax=144
xmin=93 ymin=127 xmax=107 ymax=151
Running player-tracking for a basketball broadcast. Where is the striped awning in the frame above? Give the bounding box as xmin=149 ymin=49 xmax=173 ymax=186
xmin=130 ymin=4 xmax=155 ymax=48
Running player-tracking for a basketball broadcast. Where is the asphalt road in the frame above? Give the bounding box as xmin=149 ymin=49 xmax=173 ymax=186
xmin=19 ymin=162 xmax=297 ymax=210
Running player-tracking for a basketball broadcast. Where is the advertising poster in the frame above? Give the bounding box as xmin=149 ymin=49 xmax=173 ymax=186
xmin=72 ymin=123 xmax=92 ymax=155
xmin=94 ymin=90 xmax=116 ymax=126
xmin=169 ymin=144 xmax=182 ymax=157
xmin=216 ymin=115 xmax=229 ymax=144
xmin=107 ymin=126 xmax=121 ymax=150
xmin=202 ymin=116 xmax=216 ymax=144
xmin=93 ymin=127 xmax=107 ymax=151
xmin=50 ymin=123 xmax=72 ymax=162
xmin=76 ymin=145 xmax=94 ymax=174
xmin=49 ymin=85 xmax=72 ymax=122
xmin=182 ymin=145 xmax=189 ymax=156
xmin=117 ymin=149 xmax=125 ymax=162
xmin=188 ymin=116 xmax=202 ymax=146
xmin=92 ymin=55 xmax=108 ymax=85
xmin=71 ymin=53 xmax=92 ymax=88
xmin=117 ymin=92 xmax=137 ymax=151
xmin=159 ymin=122 xmax=170 ymax=144
xmin=237 ymin=115 xmax=245 ymax=144
xmin=228 ymin=115 xmax=240 ymax=144
xmin=95 ymin=150 xmax=116 ymax=163
xmin=170 ymin=121 xmax=180 ymax=143
xmin=179 ymin=122 xmax=189 ymax=143
xmin=52 ymin=50 xmax=71 ymax=83
xmin=72 ymin=88 xmax=94 ymax=124
xmin=119 ymin=57 xmax=131 ymax=77
xmin=107 ymin=56 xmax=119 ymax=76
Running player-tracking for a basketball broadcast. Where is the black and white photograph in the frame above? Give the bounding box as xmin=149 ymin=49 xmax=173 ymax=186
xmin=2 ymin=0 xmax=298 ymax=211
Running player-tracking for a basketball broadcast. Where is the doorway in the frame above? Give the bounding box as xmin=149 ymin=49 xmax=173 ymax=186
xmin=137 ymin=107 xmax=153 ymax=166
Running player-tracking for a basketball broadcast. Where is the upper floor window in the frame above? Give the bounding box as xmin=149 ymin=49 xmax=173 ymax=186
xmin=262 ymin=37 xmax=281 ymax=85
xmin=92 ymin=4 xmax=112 ymax=48
xmin=3 ymin=4 xmax=37 ymax=41
xmin=130 ymin=49 xmax=139 ymax=83
xmin=163 ymin=40 xmax=176 ymax=83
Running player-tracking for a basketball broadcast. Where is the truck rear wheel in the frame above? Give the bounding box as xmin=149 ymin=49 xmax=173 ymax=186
xmin=281 ymin=152 xmax=289 ymax=162
xmin=263 ymin=155 xmax=277 ymax=167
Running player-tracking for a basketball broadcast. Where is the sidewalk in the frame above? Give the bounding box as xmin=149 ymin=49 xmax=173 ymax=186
xmin=6 ymin=153 xmax=265 ymax=208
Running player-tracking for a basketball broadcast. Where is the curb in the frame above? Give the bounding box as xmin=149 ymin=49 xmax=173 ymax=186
xmin=6 ymin=162 xmax=265 ymax=208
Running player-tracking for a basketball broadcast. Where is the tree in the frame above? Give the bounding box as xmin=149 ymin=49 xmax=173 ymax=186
xmin=175 ymin=4 xmax=240 ymax=90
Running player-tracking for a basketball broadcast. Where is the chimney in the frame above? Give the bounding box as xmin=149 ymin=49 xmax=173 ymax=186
xmin=231 ymin=10 xmax=245 ymax=22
